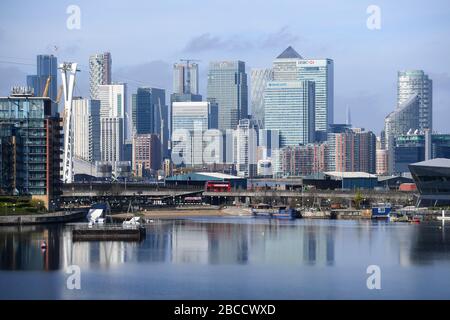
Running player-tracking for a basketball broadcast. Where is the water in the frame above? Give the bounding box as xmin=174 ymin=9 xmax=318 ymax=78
xmin=1 ymin=217 xmax=450 ymax=299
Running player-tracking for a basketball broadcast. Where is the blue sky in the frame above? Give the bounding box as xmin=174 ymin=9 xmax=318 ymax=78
xmin=0 ymin=0 xmax=449 ymax=134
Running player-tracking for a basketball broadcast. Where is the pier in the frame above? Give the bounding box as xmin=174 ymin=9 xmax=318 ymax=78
xmin=72 ymin=225 xmax=146 ymax=241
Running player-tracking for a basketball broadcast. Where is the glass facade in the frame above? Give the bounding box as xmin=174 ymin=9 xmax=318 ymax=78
xmin=250 ymin=68 xmax=273 ymax=128
xmin=398 ymin=70 xmax=432 ymax=131
xmin=264 ymin=81 xmax=315 ymax=147
xmin=207 ymin=61 xmax=248 ymax=130
xmin=0 ymin=96 xmax=60 ymax=201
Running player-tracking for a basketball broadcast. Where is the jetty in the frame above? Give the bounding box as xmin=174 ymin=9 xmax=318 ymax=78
xmin=72 ymin=224 xmax=146 ymax=242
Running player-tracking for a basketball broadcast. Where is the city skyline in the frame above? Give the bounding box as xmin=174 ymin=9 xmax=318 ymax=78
xmin=0 ymin=0 xmax=449 ymax=134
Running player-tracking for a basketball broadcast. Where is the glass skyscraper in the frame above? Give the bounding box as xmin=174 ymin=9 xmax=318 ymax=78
xmin=272 ymin=47 xmax=334 ymax=141
xmin=207 ymin=61 xmax=248 ymax=130
xmin=384 ymin=94 xmax=420 ymax=174
xmin=250 ymin=68 xmax=273 ymax=128
xmin=398 ymin=70 xmax=432 ymax=131
xmin=27 ymin=54 xmax=58 ymax=115
xmin=264 ymin=81 xmax=315 ymax=147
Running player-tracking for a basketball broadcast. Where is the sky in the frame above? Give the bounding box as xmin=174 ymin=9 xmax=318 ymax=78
xmin=0 ymin=0 xmax=449 ymax=134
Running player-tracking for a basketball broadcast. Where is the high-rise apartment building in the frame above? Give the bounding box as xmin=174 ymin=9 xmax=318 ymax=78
xmin=385 ymin=94 xmax=420 ymax=174
xmin=250 ymin=68 xmax=273 ymax=128
xmin=89 ymin=52 xmax=112 ymax=100
xmin=327 ymin=127 xmax=376 ymax=174
xmin=233 ymin=119 xmax=258 ymax=178
xmin=173 ymin=62 xmax=199 ymax=95
xmin=100 ymin=117 xmax=124 ymax=163
xmin=27 ymin=54 xmax=58 ymax=115
xmin=0 ymin=89 xmax=61 ymax=209
xmin=207 ymin=61 xmax=248 ymax=130
xmin=398 ymin=70 xmax=432 ymax=130
xmin=264 ymin=81 xmax=315 ymax=147
xmin=72 ymin=98 xmax=101 ymax=163
xmin=132 ymin=134 xmax=161 ymax=177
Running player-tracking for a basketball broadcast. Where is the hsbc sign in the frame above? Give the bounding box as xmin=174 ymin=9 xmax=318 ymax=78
xmin=297 ymin=59 xmax=328 ymax=67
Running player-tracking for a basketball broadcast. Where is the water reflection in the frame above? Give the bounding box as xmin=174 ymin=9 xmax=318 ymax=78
xmin=2 ymin=219 xmax=450 ymax=272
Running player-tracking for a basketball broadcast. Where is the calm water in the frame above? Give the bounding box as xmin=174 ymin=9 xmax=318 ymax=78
xmin=1 ymin=217 xmax=450 ymax=300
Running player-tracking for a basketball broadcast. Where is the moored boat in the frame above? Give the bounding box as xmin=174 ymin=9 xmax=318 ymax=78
xmin=372 ymin=203 xmax=392 ymax=219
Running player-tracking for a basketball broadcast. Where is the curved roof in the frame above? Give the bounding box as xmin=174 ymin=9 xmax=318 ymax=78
xmin=409 ymin=158 xmax=450 ymax=168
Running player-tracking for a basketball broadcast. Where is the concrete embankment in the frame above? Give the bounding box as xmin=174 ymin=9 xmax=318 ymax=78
xmin=113 ymin=206 xmax=252 ymax=221
xmin=0 ymin=210 xmax=87 ymax=225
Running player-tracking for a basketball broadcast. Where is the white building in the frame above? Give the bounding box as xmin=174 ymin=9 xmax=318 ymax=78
xmin=73 ymin=98 xmax=101 ymax=163
xmin=89 ymin=52 xmax=112 ymax=100
xmin=233 ymin=119 xmax=258 ymax=178
xmin=100 ymin=117 xmax=124 ymax=163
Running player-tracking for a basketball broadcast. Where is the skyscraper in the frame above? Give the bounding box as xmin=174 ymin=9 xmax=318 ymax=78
xmin=132 ymin=133 xmax=161 ymax=177
xmin=171 ymin=101 xmax=218 ymax=167
xmin=233 ymin=119 xmax=258 ymax=178
xmin=207 ymin=61 xmax=248 ymax=130
xmin=132 ymin=87 xmax=168 ymax=158
xmin=97 ymin=83 xmax=128 ymax=140
xmin=73 ymin=98 xmax=101 ymax=163
xmin=100 ymin=117 xmax=124 ymax=163
xmin=272 ymin=46 xmax=334 ymax=141
xmin=173 ymin=62 xmax=199 ymax=95
xmin=27 ymin=54 xmax=58 ymax=115
xmin=384 ymin=94 xmax=420 ymax=174
xmin=264 ymin=81 xmax=315 ymax=147
xmin=250 ymin=68 xmax=273 ymax=128
xmin=398 ymin=70 xmax=432 ymax=130
xmin=89 ymin=52 xmax=112 ymax=100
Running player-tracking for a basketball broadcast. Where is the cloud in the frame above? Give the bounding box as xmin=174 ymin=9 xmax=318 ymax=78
xmin=260 ymin=26 xmax=300 ymax=49
xmin=115 ymin=60 xmax=172 ymax=92
xmin=183 ymin=33 xmax=253 ymax=53
xmin=0 ymin=66 xmax=26 ymax=96
xmin=182 ymin=26 xmax=300 ymax=54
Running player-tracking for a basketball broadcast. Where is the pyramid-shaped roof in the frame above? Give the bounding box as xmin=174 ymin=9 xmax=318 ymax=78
xmin=276 ymin=46 xmax=303 ymax=59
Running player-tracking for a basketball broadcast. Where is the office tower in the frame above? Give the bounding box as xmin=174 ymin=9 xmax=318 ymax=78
xmin=264 ymin=81 xmax=315 ymax=147
xmin=398 ymin=70 xmax=432 ymax=130
xmin=131 ymin=87 xmax=168 ymax=157
xmin=173 ymin=62 xmax=199 ymax=95
xmin=89 ymin=52 xmax=112 ymax=99
xmin=327 ymin=127 xmax=376 ymax=173
xmin=233 ymin=119 xmax=258 ymax=178
xmin=171 ymin=101 xmax=219 ymax=167
xmin=250 ymin=68 xmax=273 ymax=128
xmin=207 ymin=61 xmax=248 ymax=130
xmin=273 ymin=143 xmax=328 ymax=177
xmin=27 ymin=54 xmax=58 ymax=115
xmin=384 ymin=94 xmax=420 ymax=174
xmin=394 ymin=132 xmax=450 ymax=174
xmin=73 ymin=98 xmax=101 ymax=163
xmin=132 ymin=134 xmax=161 ymax=177
xmin=273 ymin=46 xmax=334 ymax=141
xmin=100 ymin=117 xmax=124 ymax=163
xmin=0 ymin=88 xmax=61 ymax=209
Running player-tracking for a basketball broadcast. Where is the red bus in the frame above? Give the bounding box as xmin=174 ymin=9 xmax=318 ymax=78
xmin=205 ymin=181 xmax=231 ymax=192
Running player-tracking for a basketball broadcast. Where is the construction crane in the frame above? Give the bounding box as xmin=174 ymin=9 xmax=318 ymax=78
xmin=42 ymin=76 xmax=51 ymax=97
xmin=180 ymin=59 xmax=200 ymax=94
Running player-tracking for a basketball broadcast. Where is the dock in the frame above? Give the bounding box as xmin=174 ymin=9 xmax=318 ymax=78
xmin=72 ymin=225 xmax=146 ymax=242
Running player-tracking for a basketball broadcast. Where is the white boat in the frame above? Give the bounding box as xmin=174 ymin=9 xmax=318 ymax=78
xmin=123 ymin=216 xmax=141 ymax=227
